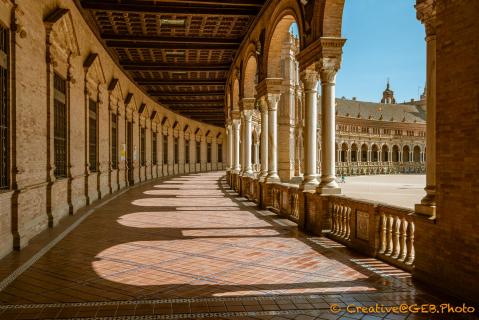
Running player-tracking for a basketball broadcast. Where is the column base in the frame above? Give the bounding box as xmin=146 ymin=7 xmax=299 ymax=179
xmin=265 ymin=174 xmax=280 ymax=183
xmin=415 ymin=203 xmax=436 ymax=218
xmin=300 ymin=180 xmax=318 ymax=191
xmin=289 ymin=175 xmax=304 ymax=184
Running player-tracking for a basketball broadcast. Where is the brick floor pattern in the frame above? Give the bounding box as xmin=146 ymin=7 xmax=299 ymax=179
xmin=0 ymin=172 xmax=475 ymax=319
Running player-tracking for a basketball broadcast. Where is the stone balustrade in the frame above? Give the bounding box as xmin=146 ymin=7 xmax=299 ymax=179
xmin=228 ymin=172 xmax=416 ymax=271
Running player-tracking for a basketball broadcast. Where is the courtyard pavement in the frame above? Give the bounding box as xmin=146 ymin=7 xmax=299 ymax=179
xmin=341 ymin=175 xmax=426 ymax=209
xmin=0 ymin=172 xmax=469 ymax=319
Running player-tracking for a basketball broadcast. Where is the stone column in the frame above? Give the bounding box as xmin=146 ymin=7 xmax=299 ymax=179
xmin=265 ymin=94 xmax=281 ymax=182
xmin=318 ymin=58 xmax=341 ymax=194
xmin=300 ymin=68 xmax=319 ymax=189
xmin=226 ymin=122 xmax=233 ymax=171
xmin=416 ymin=0 xmax=436 ymax=216
xmin=259 ymin=97 xmax=269 ymax=180
xmin=232 ymin=118 xmax=241 ymax=172
xmin=293 ymin=85 xmax=303 ymax=179
xmin=242 ymin=109 xmax=254 ymax=176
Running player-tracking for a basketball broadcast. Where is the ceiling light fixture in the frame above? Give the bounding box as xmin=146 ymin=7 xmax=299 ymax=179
xmin=160 ymin=19 xmax=185 ymax=27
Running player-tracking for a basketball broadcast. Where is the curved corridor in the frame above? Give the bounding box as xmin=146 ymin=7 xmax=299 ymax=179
xmin=0 ymin=173 xmax=451 ymax=319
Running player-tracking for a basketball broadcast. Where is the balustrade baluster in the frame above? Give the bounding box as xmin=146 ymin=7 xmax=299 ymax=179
xmin=345 ymin=208 xmax=351 ymax=239
xmin=405 ymin=221 xmax=415 ymax=265
xmin=398 ymin=219 xmax=408 ymax=261
xmin=378 ymin=213 xmax=387 ymax=254
xmin=385 ymin=215 xmax=394 ymax=255
xmin=392 ymin=217 xmax=401 ymax=258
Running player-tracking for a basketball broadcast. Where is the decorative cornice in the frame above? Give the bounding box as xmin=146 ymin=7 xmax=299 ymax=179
xmin=255 ymin=78 xmax=282 ymax=98
xmin=416 ymin=0 xmax=436 ymax=36
xmin=297 ymin=37 xmax=346 ymax=72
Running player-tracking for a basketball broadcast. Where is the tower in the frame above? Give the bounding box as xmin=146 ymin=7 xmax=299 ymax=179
xmin=381 ymin=79 xmax=396 ymax=104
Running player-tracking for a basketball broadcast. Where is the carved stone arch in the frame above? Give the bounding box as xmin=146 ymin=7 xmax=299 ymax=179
xmin=315 ymin=0 xmax=346 ymax=39
xmin=44 ymin=8 xmax=80 ymax=80
xmin=84 ymin=53 xmax=106 ymax=102
xmin=241 ymin=43 xmax=259 ymax=98
xmin=263 ymin=5 xmax=303 ymax=80
xmin=242 ymin=45 xmax=259 ymax=99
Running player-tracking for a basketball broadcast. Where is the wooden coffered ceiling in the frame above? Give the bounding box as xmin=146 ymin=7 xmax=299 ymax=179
xmin=78 ymin=0 xmax=266 ymax=127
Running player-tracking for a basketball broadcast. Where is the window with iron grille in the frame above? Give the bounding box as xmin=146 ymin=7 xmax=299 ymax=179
xmin=152 ymin=132 xmax=157 ymax=165
xmin=218 ymin=144 xmax=222 ymax=163
xmin=127 ymin=121 xmax=133 ymax=184
xmin=185 ymin=139 xmax=189 ymax=164
xmin=140 ymin=127 xmax=146 ymax=166
xmin=88 ymin=99 xmax=98 ymax=172
xmin=163 ymin=134 xmax=168 ymax=164
xmin=0 ymin=26 xmax=8 ymax=189
xmin=207 ymin=143 xmax=212 ymax=163
xmin=196 ymin=141 xmax=201 ymax=164
xmin=174 ymin=137 xmax=178 ymax=164
xmin=53 ymin=73 xmax=67 ymax=178
xmin=111 ymin=113 xmax=118 ymax=169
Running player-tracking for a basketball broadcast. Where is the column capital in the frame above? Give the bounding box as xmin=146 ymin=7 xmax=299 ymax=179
xmin=318 ymin=57 xmax=342 ymax=85
xmin=241 ymin=97 xmax=256 ymax=110
xmin=258 ymin=96 xmax=268 ymax=113
xmin=416 ymin=0 xmax=436 ymax=37
xmin=231 ymin=110 xmax=241 ymax=120
xmin=300 ymin=67 xmax=319 ymax=91
xmin=242 ymin=109 xmax=254 ymax=121
xmin=266 ymin=93 xmax=281 ymax=112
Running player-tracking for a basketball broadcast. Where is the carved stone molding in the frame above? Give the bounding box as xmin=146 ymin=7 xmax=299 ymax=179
xmin=84 ymin=53 xmax=106 ymax=102
xmin=44 ymin=8 xmax=80 ymax=81
xmin=266 ymin=93 xmax=281 ymax=112
xmin=297 ymin=37 xmax=346 ymax=72
xmin=300 ymin=67 xmax=319 ymax=91
xmin=242 ymin=98 xmax=256 ymax=111
xmin=416 ymin=0 xmax=436 ymax=37
xmin=318 ymin=57 xmax=341 ymax=85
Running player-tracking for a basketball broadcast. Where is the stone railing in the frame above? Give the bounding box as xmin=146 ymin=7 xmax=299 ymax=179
xmin=229 ymin=172 xmax=416 ymax=271
xmin=336 ymin=162 xmax=425 ymax=175
xmin=326 ymin=195 xmax=415 ymax=271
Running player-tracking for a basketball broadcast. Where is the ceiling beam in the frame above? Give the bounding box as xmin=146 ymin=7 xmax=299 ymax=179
xmin=161 ymin=99 xmax=223 ymax=103
xmin=149 ymin=91 xmax=224 ymax=97
xmin=122 ymin=63 xmax=230 ymax=72
xmin=135 ymin=0 xmax=264 ymax=8
xmin=105 ymin=34 xmax=240 ymax=45
xmin=106 ymin=37 xmax=239 ymax=50
xmin=136 ymin=79 xmax=225 ymax=86
xmin=81 ymin=1 xmax=260 ymax=16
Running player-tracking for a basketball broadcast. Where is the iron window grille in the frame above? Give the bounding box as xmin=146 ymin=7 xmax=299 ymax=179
xmin=207 ymin=143 xmax=212 ymax=163
xmin=185 ymin=139 xmax=189 ymax=164
xmin=53 ymin=73 xmax=67 ymax=178
xmin=88 ymin=99 xmax=98 ymax=172
xmin=140 ymin=127 xmax=146 ymax=166
xmin=174 ymin=137 xmax=178 ymax=164
xmin=163 ymin=134 xmax=168 ymax=165
xmin=111 ymin=113 xmax=118 ymax=169
xmin=152 ymin=132 xmax=157 ymax=165
xmin=0 ymin=26 xmax=8 ymax=189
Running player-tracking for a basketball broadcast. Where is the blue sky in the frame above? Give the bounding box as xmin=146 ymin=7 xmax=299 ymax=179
xmin=291 ymin=1 xmax=426 ymax=103
xmin=336 ymin=0 xmax=426 ymax=102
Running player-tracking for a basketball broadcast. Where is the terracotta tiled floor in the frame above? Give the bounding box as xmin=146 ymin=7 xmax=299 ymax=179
xmin=0 ymin=172 xmax=475 ymax=319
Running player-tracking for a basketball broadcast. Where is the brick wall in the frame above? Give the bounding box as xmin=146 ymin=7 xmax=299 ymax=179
xmin=413 ymin=0 xmax=479 ymax=302
xmin=0 ymin=0 xmax=226 ymax=259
